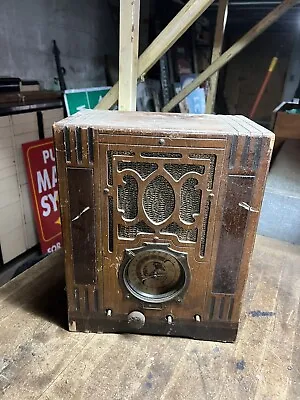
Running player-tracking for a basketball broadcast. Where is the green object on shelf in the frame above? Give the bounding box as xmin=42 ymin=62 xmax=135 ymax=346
xmin=286 ymin=108 xmax=300 ymax=114
xmin=64 ymin=87 xmax=110 ymax=116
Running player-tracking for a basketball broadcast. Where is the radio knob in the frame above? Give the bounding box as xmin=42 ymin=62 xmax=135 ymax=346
xmin=127 ymin=311 xmax=146 ymax=329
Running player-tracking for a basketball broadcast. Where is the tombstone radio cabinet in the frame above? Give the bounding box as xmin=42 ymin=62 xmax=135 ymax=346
xmin=54 ymin=110 xmax=274 ymax=342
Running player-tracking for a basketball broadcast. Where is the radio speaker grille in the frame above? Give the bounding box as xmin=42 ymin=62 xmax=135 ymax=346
xmin=109 ymin=149 xmax=217 ymax=252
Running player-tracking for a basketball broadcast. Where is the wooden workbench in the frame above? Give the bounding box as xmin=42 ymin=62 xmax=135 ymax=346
xmin=0 ymin=235 xmax=299 ymax=399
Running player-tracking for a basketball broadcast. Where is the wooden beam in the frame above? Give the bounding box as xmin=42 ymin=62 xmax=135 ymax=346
xmin=163 ymin=0 xmax=299 ymax=113
xmin=205 ymin=0 xmax=228 ymax=114
xmin=95 ymin=0 xmax=215 ymax=110
xmin=119 ymin=0 xmax=140 ymax=111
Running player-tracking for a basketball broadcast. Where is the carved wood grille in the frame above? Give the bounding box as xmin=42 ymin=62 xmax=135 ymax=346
xmin=105 ymin=147 xmax=219 ymax=259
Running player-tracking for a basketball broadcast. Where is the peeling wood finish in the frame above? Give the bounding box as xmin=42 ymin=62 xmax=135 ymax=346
xmin=53 ymin=110 xmax=273 ymax=342
xmin=0 ymin=236 xmax=300 ymax=399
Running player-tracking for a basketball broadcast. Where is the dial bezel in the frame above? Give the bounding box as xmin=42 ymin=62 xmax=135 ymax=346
xmin=119 ymin=244 xmax=190 ymax=304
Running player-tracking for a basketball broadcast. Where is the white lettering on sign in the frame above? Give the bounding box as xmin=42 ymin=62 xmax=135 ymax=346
xmin=47 ymin=241 xmax=61 ymax=253
xmin=37 ymin=166 xmax=57 ymax=193
xmin=41 ymin=190 xmax=59 ymax=217
xmin=36 ymin=146 xmax=60 ymax=219
xmin=41 ymin=196 xmax=51 ymax=216
xmin=52 ymin=165 xmax=57 ymax=187
xmin=42 ymin=149 xmax=55 ymax=164
xmin=37 ymin=169 xmax=51 ymax=193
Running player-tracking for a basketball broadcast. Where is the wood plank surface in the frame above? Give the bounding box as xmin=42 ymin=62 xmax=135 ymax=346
xmin=0 ymin=236 xmax=300 ymax=399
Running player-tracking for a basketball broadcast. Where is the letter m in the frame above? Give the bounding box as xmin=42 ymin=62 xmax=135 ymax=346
xmin=37 ymin=169 xmax=51 ymax=193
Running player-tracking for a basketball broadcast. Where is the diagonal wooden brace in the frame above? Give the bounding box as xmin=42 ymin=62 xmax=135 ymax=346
xmin=95 ymin=0 xmax=215 ymax=110
xmin=163 ymin=0 xmax=299 ymax=113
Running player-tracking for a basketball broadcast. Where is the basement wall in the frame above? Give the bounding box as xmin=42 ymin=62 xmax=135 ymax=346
xmin=0 ymin=0 xmax=118 ymax=90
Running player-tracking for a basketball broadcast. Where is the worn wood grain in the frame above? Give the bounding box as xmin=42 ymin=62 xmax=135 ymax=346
xmin=0 ymin=235 xmax=299 ymax=399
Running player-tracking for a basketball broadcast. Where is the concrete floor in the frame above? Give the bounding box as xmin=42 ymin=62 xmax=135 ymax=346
xmin=0 ymin=235 xmax=299 ymax=399
xmin=0 ymin=247 xmax=41 ymax=287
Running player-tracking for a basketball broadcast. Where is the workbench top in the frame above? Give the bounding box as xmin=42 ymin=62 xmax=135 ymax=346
xmin=0 ymin=235 xmax=299 ymax=399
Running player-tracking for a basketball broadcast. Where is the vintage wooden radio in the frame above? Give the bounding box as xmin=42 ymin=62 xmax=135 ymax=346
xmin=54 ymin=110 xmax=274 ymax=342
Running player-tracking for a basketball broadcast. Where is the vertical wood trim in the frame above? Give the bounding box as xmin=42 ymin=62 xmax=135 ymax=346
xmin=205 ymin=0 xmax=228 ymax=114
xmin=222 ymin=296 xmax=232 ymax=320
xmin=213 ymin=297 xmax=221 ymax=320
xmin=231 ymin=136 xmax=273 ymax=322
xmin=54 ymin=127 xmax=76 ymax=312
xmin=88 ymin=286 xmax=95 ymax=312
xmin=96 ymin=0 xmax=215 ymax=110
xmin=80 ymin=128 xmax=89 ymax=167
xmin=69 ymin=129 xmax=76 ymax=165
xmin=94 ymin=136 xmax=103 ymax=311
xmin=118 ymin=0 xmax=140 ymax=111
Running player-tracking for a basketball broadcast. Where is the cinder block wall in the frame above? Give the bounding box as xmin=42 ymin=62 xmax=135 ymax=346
xmin=0 ymin=0 xmax=118 ymax=89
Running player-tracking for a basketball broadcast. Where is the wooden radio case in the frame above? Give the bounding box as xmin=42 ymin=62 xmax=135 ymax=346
xmin=54 ymin=110 xmax=274 ymax=342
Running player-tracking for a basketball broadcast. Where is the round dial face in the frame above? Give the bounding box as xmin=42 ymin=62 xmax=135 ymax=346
xmin=123 ymin=249 xmax=185 ymax=302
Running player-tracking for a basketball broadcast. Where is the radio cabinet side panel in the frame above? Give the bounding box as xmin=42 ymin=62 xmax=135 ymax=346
xmin=54 ymin=126 xmax=100 ymax=328
xmin=210 ymin=132 xmax=274 ymax=324
xmin=231 ymin=135 xmax=274 ymax=322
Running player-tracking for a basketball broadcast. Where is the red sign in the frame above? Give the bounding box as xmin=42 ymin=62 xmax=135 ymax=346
xmin=22 ymin=138 xmax=62 ymax=254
